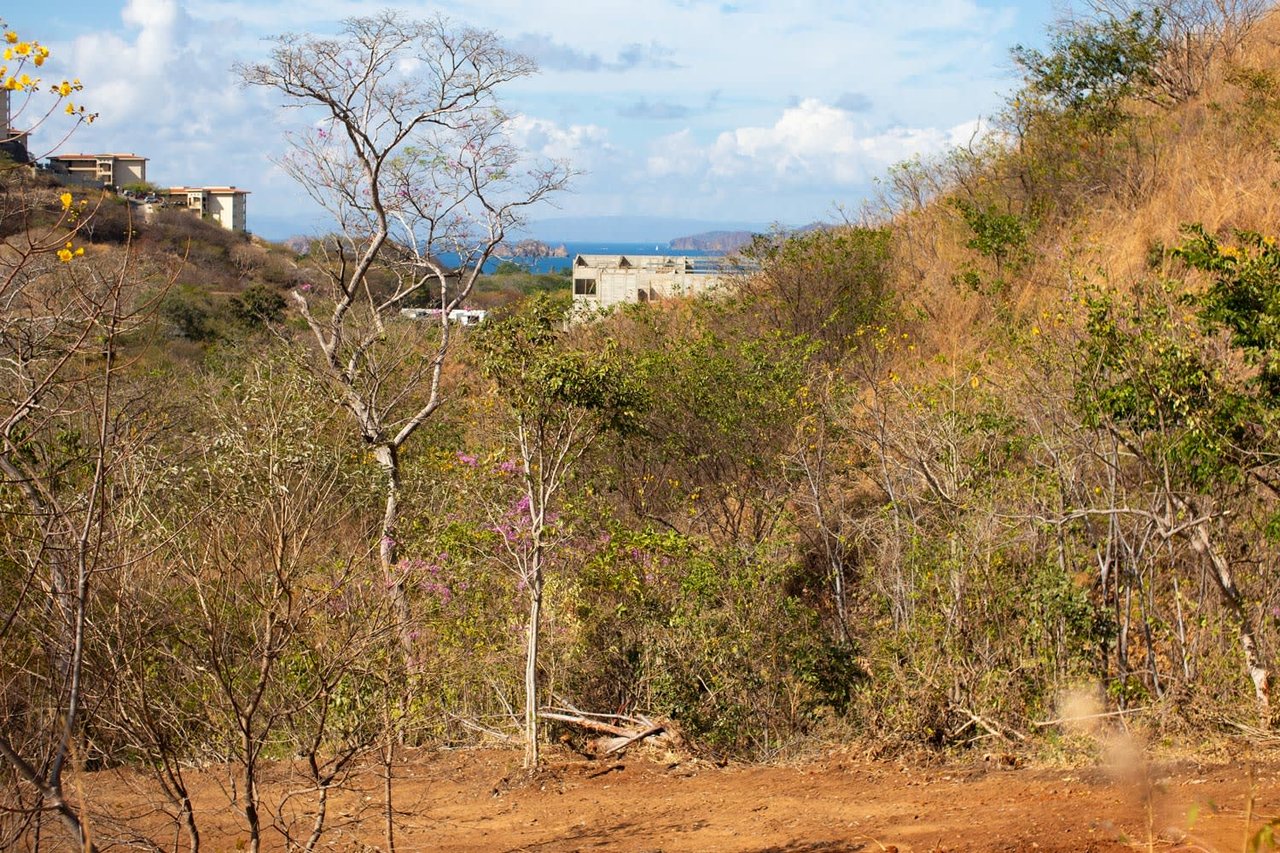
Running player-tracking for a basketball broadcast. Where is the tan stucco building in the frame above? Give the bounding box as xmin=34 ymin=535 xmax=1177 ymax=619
xmin=47 ymin=153 xmax=148 ymax=187
xmin=571 ymin=254 xmax=736 ymax=311
xmin=165 ymin=186 xmax=249 ymax=233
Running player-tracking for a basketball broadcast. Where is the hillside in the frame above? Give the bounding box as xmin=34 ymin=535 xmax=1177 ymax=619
xmin=5 ymin=5 xmax=1280 ymax=850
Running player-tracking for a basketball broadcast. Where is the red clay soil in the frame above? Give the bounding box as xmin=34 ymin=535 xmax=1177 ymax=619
xmin=74 ymin=746 xmax=1279 ymax=852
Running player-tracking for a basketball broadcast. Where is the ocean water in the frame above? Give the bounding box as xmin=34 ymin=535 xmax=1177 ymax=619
xmin=445 ymin=241 xmax=723 ymax=274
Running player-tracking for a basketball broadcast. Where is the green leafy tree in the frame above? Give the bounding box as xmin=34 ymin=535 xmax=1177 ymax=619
xmin=1078 ymin=260 xmax=1274 ymax=721
xmin=1012 ymin=11 xmax=1165 ymax=134
xmin=474 ymin=296 xmax=644 ymax=767
xmin=950 ymin=199 xmax=1032 ymax=291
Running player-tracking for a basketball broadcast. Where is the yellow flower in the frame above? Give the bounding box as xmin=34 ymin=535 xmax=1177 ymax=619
xmin=57 ymin=248 xmax=73 ymax=263
xmin=65 ymin=102 xmax=75 ymax=115
xmin=57 ymin=81 xmax=72 ymax=96
xmin=3 ymin=49 xmax=12 ymax=61
xmin=970 ymin=376 xmax=981 ymax=389
xmin=60 ymin=192 xmax=73 ymax=210
xmin=4 ymin=32 xmax=17 ymax=44
xmin=14 ymin=42 xmax=30 ymax=56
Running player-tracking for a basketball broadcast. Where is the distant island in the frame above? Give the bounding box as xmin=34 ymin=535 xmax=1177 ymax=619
xmin=669 ymin=231 xmax=757 ymax=252
xmin=502 ymin=239 xmax=569 ymax=259
xmin=669 ymin=224 xmax=829 ymax=252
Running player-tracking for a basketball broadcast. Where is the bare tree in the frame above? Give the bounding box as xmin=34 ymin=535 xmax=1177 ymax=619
xmin=0 ymin=27 xmax=160 ymax=846
xmin=240 ymin=12 xmax=572 ymax=639
xmin=0 ymin=229 xmax=158 ymax=851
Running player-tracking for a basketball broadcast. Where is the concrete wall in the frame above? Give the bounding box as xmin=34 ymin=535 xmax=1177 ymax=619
xmin=112 ymin=159 xmax=146 ymax=186
xmin=207 ymin=192 xmax=247 ymax=233
xmin=572 ymin=255 xmax=729 ymax=310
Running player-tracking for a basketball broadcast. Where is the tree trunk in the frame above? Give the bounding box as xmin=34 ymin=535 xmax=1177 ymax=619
xmin=1176 ymin=498 xmax=1271 ymax=725
xmin=1191 ymin=526 xmax=1271 ymax=724
xmin=373 ymin=444 xmax=412 ymax=653
xmin=523 ymin=546 xmax=544 ymax=770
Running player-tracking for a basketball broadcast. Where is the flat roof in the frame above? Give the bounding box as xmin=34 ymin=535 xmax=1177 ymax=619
xmin=49 ymin=153 xmax=148 ymax=161
xmin=166 ymin=186 xmax=250 ymax=194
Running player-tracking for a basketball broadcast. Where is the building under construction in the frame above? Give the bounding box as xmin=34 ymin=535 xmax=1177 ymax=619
xmin=570 ymin=253 xmax=751 ymax=311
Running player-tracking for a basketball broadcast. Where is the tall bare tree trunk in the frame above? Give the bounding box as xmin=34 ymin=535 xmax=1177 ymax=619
xmin=1183 ymin=516 xmax=1271 ymax=724
xmin=373 ymin=444 xmax=412 ymax=654
xmin=524 ymin=539 xmax=544 ymax=770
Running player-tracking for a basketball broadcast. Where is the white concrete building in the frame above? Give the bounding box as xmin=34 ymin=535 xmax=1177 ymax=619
xmin=571 ymin=254 xmax=739 ymax=311
xmin=166 ymin=186 xmax=249 ymax=233
xmin=47 ymin=153 xmax=147 ymax=187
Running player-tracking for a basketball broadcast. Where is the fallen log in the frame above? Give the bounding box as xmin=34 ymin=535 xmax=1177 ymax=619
xmin=540 ymin=708 xmax=669 ymax=755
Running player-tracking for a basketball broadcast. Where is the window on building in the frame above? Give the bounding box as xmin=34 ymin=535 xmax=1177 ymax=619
xmin=573 ymin=278 xmax=597 ymax=296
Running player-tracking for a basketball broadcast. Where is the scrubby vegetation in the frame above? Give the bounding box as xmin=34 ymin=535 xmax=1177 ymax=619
xmin=5 ymin=4 xmax=1280 ymax=849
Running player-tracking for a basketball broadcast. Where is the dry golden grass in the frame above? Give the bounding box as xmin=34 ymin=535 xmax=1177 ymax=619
xmin=874 ymin=8 xmax=1280 ymax=376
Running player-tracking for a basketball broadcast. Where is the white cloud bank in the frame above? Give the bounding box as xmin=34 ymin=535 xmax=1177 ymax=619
xmin=648 ymin=99 xmax=977 ymax=189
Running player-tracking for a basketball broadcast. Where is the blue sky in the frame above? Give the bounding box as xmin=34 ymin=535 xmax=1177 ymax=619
xmin=4 ymin=1 xmax=1059 ymax=239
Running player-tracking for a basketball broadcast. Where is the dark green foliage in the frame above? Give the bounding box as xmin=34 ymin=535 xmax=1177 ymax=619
xmin=742 ymin=227 xmax=893 ymax=357
xmin=159 ymin=284 xmax=226 ymax=342
xmin=1178 ymin=225 xmax=1280 ymax=401
xmin=951 ymin=199 xmax=1032 ymax=291
xmin=1078 ymin=285 xmax=1248 ymax=488
xmin=229 ymin=283 xmax=288 ymax=328
xmin=475 ymin=295 xmax=646 ymax=436
xmin=1012 ymin=11 xmax=1164 ymax=134
xmin=565 ymin=525 xmax=863 ymax=754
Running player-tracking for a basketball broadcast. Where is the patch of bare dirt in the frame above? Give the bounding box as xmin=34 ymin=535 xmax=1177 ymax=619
xmin=74 ymin=747 xmax=1279 ymax=852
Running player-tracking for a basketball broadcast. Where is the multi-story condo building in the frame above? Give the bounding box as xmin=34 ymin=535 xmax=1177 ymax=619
xmin=46 ymin=152 xmax=148 ymax=188
xmin=164 ymin=186 xmax=249 ymax=233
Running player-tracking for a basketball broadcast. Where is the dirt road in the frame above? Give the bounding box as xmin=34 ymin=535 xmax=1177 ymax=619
xmin=82 ymin=745 xmax=1280 ymax=852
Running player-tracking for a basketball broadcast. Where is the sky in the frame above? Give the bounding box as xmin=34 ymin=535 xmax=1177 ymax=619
xmin=4 ymin=1 xmax=1060 ymax=240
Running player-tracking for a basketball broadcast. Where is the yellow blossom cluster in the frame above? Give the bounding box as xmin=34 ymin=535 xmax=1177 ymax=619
xmin=58 ymin=191 xmax=88 ymax=222
xmin=1 ymin=25 xmax=90 ymax=122
xmin=56 ymin=242 xmax=84 ymax=263
xmin=2 ymin=27 xmax=51 ymax=91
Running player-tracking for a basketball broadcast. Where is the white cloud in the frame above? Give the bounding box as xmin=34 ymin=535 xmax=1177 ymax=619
xmin=647 ymin=129 xmax=702 ymax=177
xmin=39 ymin=0 xmax=291 ymax=218
xmin=506 ymin=115 xmax=615 ymax=165
xmin=652 ymin=99 xmax=961 ymax=187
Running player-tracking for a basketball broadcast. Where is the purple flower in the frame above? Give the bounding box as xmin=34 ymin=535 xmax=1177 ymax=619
xmin=456 ymin=452 xmax=479 ymax=467
xmin=497 ymin=459 xmax=518 ymax=474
